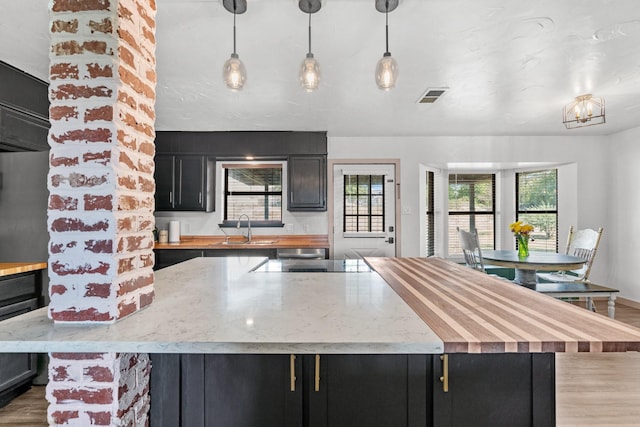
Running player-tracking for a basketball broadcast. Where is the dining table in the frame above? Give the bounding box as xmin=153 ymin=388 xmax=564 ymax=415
xmin=481 ymin=249 xmax=587 ymax=285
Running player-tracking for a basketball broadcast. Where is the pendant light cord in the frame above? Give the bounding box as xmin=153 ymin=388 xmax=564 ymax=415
xmin=385 ymin=4 xmax=390 ymax=54
xmin=233 ymin=8 xmax=237 ymax=55
xmin=308 ymin=12 xmax=312 ymax=55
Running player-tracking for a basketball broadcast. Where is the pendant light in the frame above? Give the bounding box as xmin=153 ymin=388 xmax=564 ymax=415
xmin=375 ymin=0 xmax=399 ymax=91
xmin=222 ymin=0 xmax=247 ymax=91
xmin=298 ymin=0 xmax=322 ymax=92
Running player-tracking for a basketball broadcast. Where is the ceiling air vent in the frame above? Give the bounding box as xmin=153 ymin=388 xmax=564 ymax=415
xmin=417 ymin=87 xmax=448 ymax=104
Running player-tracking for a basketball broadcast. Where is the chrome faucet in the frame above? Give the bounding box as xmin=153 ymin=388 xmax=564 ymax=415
xmin=237 ymin=214 xmax=252 ymax=242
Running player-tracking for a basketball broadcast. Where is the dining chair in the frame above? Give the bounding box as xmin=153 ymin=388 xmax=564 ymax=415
xmin=457 ymin=227 xmax=485 ymax=272
xmin=537 ymin=226 xmax=604 ymax=283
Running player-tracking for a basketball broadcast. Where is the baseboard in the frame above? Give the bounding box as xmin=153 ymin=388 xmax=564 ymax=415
xmin=617 ymin=297 xmax=640 ymax=310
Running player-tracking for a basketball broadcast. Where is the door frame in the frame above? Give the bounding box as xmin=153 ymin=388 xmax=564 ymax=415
xmin=328 ymin=159 xmax=401 ymax=259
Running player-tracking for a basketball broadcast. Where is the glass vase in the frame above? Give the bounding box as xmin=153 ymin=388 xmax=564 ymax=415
xmin=517 ymin=235 xmax=530 ymax=258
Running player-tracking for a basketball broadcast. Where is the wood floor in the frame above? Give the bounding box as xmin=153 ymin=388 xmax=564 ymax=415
xmin=1 ymin=299 xmax=639 ymax=426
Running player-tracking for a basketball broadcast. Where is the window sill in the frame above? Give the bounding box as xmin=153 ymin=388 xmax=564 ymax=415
xmin=219 ymin=221 xmax=285 ymax=228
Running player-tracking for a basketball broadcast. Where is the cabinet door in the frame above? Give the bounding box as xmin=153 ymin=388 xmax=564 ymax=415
xmin=432 ymin=353 xmax=555 ymax=427
xmin=175 ymin=155 xmax=205 ymax=210
xmin=154 ymin=155 xmax=175 ymax=211
xmin=153 ymin=249 xmax=203 ymax=270
xmin=0 ymin=106 xmax=50 ymax=152
xmin=204 ymin=354 xmax=302 ymax=427
xmin=288 ymin=155 xmax=327 ymax=211
xmin=307 ymin=354 xmax=428 ymax=427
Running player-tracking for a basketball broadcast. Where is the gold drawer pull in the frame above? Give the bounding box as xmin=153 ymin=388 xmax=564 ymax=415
xmin=314 ymin=354 xmax=320 ymax=392
xmin=290 ymin=354 xmax=296 ymax=391
xmin=440 ymin=354 xmax=449 ymax=392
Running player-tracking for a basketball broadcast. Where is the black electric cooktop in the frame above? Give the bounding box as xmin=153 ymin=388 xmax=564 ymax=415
xmin=252 ymin=259 xmax=372 ymax=273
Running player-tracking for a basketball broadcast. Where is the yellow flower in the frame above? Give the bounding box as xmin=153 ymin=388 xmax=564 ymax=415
xmin=510 ymin=220 xmax=533 ymax=236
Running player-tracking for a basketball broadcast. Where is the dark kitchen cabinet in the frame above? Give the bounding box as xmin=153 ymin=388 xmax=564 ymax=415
xmin=0 ymin=106 xmax=50 ymax=152
xmin=432 ymin=353 xmax=555 ymax=427
xmin=288 ymin=155 xmax=327 ymax=211
xmin=150 ymin=354 xmax=427 ymax=427
xmin=0 ymin=270 xmax=43 ymax=408
xmin=153 ymin=249 xmax=203 ymax=270
xmin=154 ymin=154 xmax=214 ymax=212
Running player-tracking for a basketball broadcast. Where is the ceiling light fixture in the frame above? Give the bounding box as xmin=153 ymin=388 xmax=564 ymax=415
xmin=222 ymin=0 xmax=247 ymax=91
xmin=563 ymin=94 xmax=606 ymax=129
xmin=299 ymin=0 xmax=322 ymax=92
xmin=375 ymin=0 xmax=399 ymax=91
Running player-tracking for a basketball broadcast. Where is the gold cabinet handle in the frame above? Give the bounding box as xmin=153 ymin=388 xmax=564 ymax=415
xmin=439 ymin=354 xmax=449 ymax=393
xmin=290 ymin=354 xmax=296 ymax=392
xmin=314 ymin=354 xmax=320 ymax=392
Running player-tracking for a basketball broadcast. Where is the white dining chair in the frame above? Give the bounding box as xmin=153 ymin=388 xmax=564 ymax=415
xmin=457 ymin=227 xmax=485 ymax=272
xmin=537 ymin=226 xmax=603 ymax=283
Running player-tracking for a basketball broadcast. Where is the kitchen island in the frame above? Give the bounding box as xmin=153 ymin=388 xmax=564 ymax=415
xmin=1 ymin=257 xmax=640 ymax=426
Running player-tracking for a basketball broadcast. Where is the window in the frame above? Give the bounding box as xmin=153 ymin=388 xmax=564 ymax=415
xmin=448 ymin=173 xmax=495 ymax=254
xmin=344 ymin=174 xmax=385 ymax=233
xmin=516 ymin=169 xmax=558 ymax=252
xmin=425 ymin=171 xmax=435 ymax=256
xmin=223 ymin=164 xmax=282 ymax=223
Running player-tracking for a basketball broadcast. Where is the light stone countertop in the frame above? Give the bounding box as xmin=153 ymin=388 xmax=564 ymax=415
xmin=0 ymin=257 xmax=443 ymax=354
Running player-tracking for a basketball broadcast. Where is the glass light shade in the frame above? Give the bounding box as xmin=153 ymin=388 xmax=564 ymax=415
xmin=223 ymin=53 xmax=247 ymax=90
xmin=375 ymin=53 xmax=398 ymax=90
xmin=299 ymin=53 xmax=321 ymax=92
xmin=562 ymin=94 xmax=605 ymax=129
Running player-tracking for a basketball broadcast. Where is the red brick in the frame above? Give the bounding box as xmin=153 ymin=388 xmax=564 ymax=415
xmin=51 ymin=260 xmax=110 ymax=276
xmin=138 ymin=157 xmax=154 ymax=173
xmin=117 ymin=129 xmax=138 ymax=149
xmin=145 ymin=69 xmax=156 ymax=84
xmin=139 ymin=218 xmax=154 ymax=231
xmin=49 ymin=194 xmax=78 ymax=210
xmin=139 ymin=141 xmax=154 ymax=157
xmin=50 ymin=63 xmax=79 ymax=80
xmin=139 ymin=103 xmax=155 ymax=120
xmin=83 ymin=150 xmax=111 ymax=165
xmin=50 ymin=241 xmax=77 ymax=254
xmin=50 ymin=172 xmax=109 ymax=188
xmin=51 ymin=387 xmax=114 ymax=404
xmin=51 ymin=353 xmax=107 ymax=361
xmin=84 ymin=194 xmax=113 ymax=210
xmin=51 ymin=308 xmax=114 ymax=322
xmin=52 ymin=365 xmax=70 ymax=381
xmin=84 ymin=283 xmax=111 ymax=298
xmin=140 ymin=254 xmax=154 ymax=269
xmin=88 ymin=17 xmax=113 ymax=34
xmin=87 ymin=63 xmax=113 ymax=78
xmin=50 ymin=105 xmax=79 ymax=121
xmin=51 ymin=217 xmax=109 ymax=232
xmin=117 ymin=216 xmax=133 ymax=232
xmin=125 ymin=235 xmax=145 ymax=251
xmin=117 ymin=28 xmax=140 ymax=54
xmin=138 ymin=176 xmax=154 ymax=192
xmin=88 ymin=411 xmax=111 ymax=425
xmin=84 ymin=366 xmax=114 ymax=382
xmin=51 ymin=128 xmax=112 ymax=144
xmin=118 ymin=2 xmax=134 ymax=22
xmin=140 ymin=289 xmax=155 ymax=308
xmin=51 ymin=0 xmax=110 ymax=12
xmin=51 ymin=84 xmax=113 ymax=101
xmin=51 ymin=284 xmax=67 ymax=295
xmin=142 ymin=26 xmax=155 ymax=45
xmin=118 ymin=151 xmax=136 ymax=170
xmin=51 ymin=153 xmax=79 ymax=167
xmin=117 ymin=274 xmax=153 ymax=296
xmin=85 ymin=105 xmax=113 ymax=122
xmin=118 ymin=195 xmax=139 ymax=210
xmin=118 ymin=257 xmax=134 ymax=274
xmin=52 ymin=40 xmax=110 ymax=56
xmin=51 ymin=19 xmax=78 ymax=33
xmin=85 ymin=239 xmax=113 ymax=254
xmin=119 ymin=175 xmax=137 ymax=190
xmin=118 ymin=45 xmax=135 ymax=68
xmin=50 ymin=410 xmax=79 ymax=424
xmin=119 ymin=67 xmax=154 ymax=99
xmin=117 ymin=301 xmax=137 ymax=319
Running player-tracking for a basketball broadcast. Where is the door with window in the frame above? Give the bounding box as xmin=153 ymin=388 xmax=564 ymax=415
xmin=333 ymin=164 xmax=396 ymax=259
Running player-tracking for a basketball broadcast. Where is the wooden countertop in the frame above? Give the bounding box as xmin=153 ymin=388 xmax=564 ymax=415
xmin=154 ymin=234 xmax=329 ymax=250
xmin=365 ymin=257 xmax=640 ymax=354
xmin=0 ymin=262 xmax=47 ymax=277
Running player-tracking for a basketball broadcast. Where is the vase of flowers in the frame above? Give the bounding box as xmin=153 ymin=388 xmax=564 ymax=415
xmin=509 ymin=220 xmax=534 ymax=258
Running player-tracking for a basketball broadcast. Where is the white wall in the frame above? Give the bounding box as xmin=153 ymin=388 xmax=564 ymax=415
xmin=329 ymin=135 xmax=610 ymax=284
xmin=608 ymin=126 xmax=640 ymax=301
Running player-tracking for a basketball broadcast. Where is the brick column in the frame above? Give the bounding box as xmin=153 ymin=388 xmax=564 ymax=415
xmin=47 ymin=0 xmax=156 ymax=425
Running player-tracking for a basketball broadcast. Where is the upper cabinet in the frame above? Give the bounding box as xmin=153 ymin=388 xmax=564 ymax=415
xmin=0 ymin=61 xmax=50 ymax=152
xmin=155 ymin=154 xmax=215 ymax=212
xmin=288 ymin=155 xmax=327 ymax=212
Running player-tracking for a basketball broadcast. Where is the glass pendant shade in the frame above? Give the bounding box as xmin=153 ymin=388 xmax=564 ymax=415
xmin=223 ymin=53 xmax=246 ymax=91
xmin=299 ymin=53 xmax=321 ymax=92
xmin=375 ymin=53 xmax=398 ymax=90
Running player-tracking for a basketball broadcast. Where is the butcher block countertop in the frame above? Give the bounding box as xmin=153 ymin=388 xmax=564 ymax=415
xmin=0 ymin=262 xmax=47 ymax=277
xmin=365 ymin=257 xmax=640 ymax=354
xmin=154 ymin=234 xmax=329 ymax=250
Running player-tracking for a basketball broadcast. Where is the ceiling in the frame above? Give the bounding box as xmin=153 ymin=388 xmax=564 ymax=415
xmin=1 ymin=0 xmax=639 ymax=137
